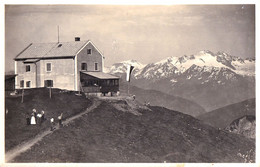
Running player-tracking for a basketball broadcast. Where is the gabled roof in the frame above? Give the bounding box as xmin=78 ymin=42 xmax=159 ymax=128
xmin=15 ymin=40 xmax=89 ymax=60
xmin=81 ymin=71 xmax=119 ymax=79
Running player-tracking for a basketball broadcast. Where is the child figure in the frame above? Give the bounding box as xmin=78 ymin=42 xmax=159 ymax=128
xmin=26 ymin=113 xmax=30 ymax=125
xmin=32 ymin=109 xmax=37 ymax=123
xmin=41 ymin=110 xmax=45 ymax=122
xmin=58 ymin=113 xmax=63 ymax=127
xmin=37 ymin=113 xmax=42 ymax=125
xmin=50 ymin=118 xmax=54 ymax=131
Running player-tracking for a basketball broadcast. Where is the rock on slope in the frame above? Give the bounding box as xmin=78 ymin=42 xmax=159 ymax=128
xmin=14 ymin=99 xmax=255 ymax=163
xmin=225 ymin=115 xmax=255 ymax=139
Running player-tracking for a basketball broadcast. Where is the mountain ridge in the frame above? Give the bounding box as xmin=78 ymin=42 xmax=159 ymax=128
xmin=108 ymin=50 xmax=255 ymax=78
xmin=106 ymin=50 xmax=255 ymax=111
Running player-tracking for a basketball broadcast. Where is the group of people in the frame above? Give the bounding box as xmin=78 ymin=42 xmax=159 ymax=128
xmin=50 ymin=113 xmax=63 ymax=131
xmin=27 ymin=109 xmax=45 ymax=125
xmin=27 ymin=109 xmax=63 ymax=131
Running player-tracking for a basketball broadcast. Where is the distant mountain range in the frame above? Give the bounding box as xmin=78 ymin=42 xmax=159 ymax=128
xmin=119 ymin=84 xmax=206 ymax=117
xmin=107 ymin=50 xmax=255 ymax=111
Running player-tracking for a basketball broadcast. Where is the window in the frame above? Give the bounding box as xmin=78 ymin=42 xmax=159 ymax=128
xmin=106 ymin=80 xmax=110 ymax=85
xmin=26 ymin=65 xmax=30 ymax=72
xmin=95 ymin=63 xmax=98 ymax=71
xmin=115 ymin=80 xmax=119 ymax=86
xmin=81 ymin=63 xmax=87 ymax=71
xmin=44 ymin=80 xmax=53 ymax=87
xmin=20 ymin=80 xmax=24 ymax=88
xmin=83 ymin=81 xmax=89 ymax=87
xmin=111 ymin=80 xmax=115 ymax=86
xmin=93 ymin=80 xmax=99 ymax=86
xmin=87 ymin=49 xmax=92 ymax=54
xmin=46 ymin=63 xmax=52 ymax=72
xmin=26 ymin=81 xmax=31 ymax=88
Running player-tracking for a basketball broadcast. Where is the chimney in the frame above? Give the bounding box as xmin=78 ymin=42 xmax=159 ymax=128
xmin=75 ymin=37 xmax=80 ymax=41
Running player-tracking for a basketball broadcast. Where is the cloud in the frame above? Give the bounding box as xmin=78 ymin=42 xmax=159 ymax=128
xmin=5 ymin=5 xmax=255 ymax=72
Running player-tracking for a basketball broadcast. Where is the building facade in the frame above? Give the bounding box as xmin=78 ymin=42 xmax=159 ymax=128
xmin=14 ymin=38 xmax=119 ymax=94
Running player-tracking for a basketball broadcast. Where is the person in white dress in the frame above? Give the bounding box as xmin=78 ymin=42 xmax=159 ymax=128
xmin=31 ymin=114 xmax=36 ymax=125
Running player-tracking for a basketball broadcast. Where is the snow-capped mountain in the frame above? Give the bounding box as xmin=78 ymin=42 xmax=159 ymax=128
xmin=107 ymin=50 xmax=255 ymax=111
xmin=134 ymin=50 xmax=254 ymax=81
xmin=103 ymin=66 xmax=111 ymax=73
xmin=108 ymin=60 xmax=145 ymax=76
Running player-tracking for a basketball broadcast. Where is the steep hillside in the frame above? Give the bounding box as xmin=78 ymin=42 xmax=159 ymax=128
xmin=197 ymin=98 xmax=255 ymax=129
xmin=120 ymin=83 xmax=206 ymax=117
xmin=13 ymin=100 xmax=255 ymax=163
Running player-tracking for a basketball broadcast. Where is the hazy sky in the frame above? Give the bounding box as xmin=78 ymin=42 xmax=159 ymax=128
xmin=5 ymin=5 xmax=255 ymax=72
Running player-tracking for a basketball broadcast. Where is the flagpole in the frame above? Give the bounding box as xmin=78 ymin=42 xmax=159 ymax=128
xmin=128 ymin=81 xmax=129 ymax=96
xmin=126 ymin=64 xmax=134 ymax=97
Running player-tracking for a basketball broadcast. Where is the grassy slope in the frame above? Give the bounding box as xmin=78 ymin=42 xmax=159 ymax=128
xmin=14 ymin=100 xmax=254 ymax=163
xmin=197 ymin=98 xmax=255 ymax=129
xmin=5 ymin=88 xmax=92 ymax=151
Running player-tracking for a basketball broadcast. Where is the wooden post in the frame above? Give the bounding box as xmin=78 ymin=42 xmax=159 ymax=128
xmin=21 ymin=89 xmax=24 ymax=103
xmin=49 ymin=87 xmax=52 ymax=99
xmin=127 ymin=81 xmax=130 ymax=96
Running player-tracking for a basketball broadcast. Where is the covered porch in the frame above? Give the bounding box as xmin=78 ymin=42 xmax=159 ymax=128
xmin=80 ymin=71 xmax=120 ymax=96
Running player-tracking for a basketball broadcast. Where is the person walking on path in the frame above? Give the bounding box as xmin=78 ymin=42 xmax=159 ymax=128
xmin=30 ymin=113 xmax=36 ymax=125
xmin=37 ymin=113 xmax=42 ymax=125
xmin=26 ymin=113 xmax=30 ymax=125
xmin=32 ymin=109 xmax=37 ymax=124
xmin=50 ymin=118 xmax=54 ymax=131
xmin=58 ymin=113 xmax=63 ymax=127
xmin=41 ymin=110 xmax=45 ymax=122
